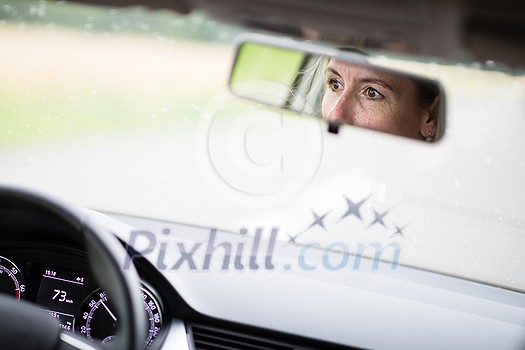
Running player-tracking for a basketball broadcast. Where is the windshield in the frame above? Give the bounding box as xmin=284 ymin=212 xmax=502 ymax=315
xmin=1 ymin=0 xmax=524 ymax=293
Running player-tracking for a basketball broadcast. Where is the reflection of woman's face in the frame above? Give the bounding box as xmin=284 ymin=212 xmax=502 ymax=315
xmin=321 ymin=59 xmax=427 ymax=139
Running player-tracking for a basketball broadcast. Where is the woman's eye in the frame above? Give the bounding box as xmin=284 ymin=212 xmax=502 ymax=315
xmin=364 ymin=87 xmax=383 ymax=99
xmin=327 ymin=78 xmax=343 ymax=92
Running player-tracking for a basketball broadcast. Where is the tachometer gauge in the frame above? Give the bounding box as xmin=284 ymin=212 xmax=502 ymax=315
xmin=74 ymin=285 xmax=162 ymax=348
xmin=0 ymin=255 xmax=26 ymax=300
xmin=140 ymin=286 xmax=163 ymax=347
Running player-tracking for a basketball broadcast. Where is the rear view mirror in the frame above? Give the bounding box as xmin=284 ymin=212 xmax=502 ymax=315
xmin=229 ymin=35 xmax=445 ymax=141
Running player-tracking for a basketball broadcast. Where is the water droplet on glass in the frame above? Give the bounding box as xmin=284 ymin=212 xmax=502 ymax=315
xmin=111 ymin=23 xmax=122 ymax=32
xmin=3 ymin=4 xmax=14 ymax=13
xmin=153 ymin=32 xmax=165 ymax=41
xmin=139 ymin=22 xmax=150 ymax=32
xmin=169 ymin=19 xmax=185 ymax=27
xmin=191 ymin=16 xmax=203 ymax=25
xmin=29 ymin=2 xmax=46 ymax=18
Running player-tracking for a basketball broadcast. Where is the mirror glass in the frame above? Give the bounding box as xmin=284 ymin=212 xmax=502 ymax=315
xmin=230 ymin=39 xmax=445 ymax=141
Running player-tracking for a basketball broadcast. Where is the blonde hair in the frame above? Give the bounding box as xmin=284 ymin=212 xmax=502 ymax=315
xmin=288 ymin=55 xmax=329 ymax=116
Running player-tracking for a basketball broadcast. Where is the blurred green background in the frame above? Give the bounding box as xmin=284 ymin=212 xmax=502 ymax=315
xmin=0 ymin=0 xmax=247 ymax=148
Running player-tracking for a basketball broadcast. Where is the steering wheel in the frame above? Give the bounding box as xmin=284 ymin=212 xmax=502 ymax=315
xmin=0 ymin=186 xmax=146 ymax=350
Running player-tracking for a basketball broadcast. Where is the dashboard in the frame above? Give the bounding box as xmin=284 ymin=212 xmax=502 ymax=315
xmin=1 ymin=187 xmax=524 ymax=350
xmin=0 ymin=187 xmax=370 ymax=350
xmin=0 ymin=244 xmax=163 ymax=348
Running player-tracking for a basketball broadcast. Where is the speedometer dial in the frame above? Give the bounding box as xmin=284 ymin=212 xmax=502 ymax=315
xmin=74 ymin=285 xmax=162 ymax=348
xmin=0 ymin=255 xmax=26 ymax=300
xmin=141 ymin=286 xmax=162 ymax=347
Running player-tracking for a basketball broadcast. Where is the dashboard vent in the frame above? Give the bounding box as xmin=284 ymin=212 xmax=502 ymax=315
xmin=189 ymin=325 xmax=300 ymax=350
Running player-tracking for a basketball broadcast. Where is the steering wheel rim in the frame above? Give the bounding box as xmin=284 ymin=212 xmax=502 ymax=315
xmin=0 ymin=186 xmax=146 ymax=350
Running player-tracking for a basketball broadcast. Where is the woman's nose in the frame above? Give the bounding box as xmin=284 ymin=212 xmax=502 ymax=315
xmin=326 ymin=93 xmax=352 ymax=124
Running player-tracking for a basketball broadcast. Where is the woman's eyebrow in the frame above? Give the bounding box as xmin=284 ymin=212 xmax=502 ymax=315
xmin=326 ymin=67 xmax=342 ymax=79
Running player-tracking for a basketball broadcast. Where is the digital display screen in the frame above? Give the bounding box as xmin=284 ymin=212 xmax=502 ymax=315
xmin=36 ymin=267 xmax=87 ymax=332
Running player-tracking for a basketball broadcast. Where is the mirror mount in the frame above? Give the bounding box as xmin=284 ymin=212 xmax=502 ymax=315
xmin=328 ymin=122 xmax=341 ymax=135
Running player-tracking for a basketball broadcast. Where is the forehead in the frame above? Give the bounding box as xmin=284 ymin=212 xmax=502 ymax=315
xmin=328 ymin=59 xmax=413 ymax=89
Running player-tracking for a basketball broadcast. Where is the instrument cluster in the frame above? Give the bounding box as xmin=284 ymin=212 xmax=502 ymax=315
xmin=0 ymin=247 xmax=163 ymax=348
